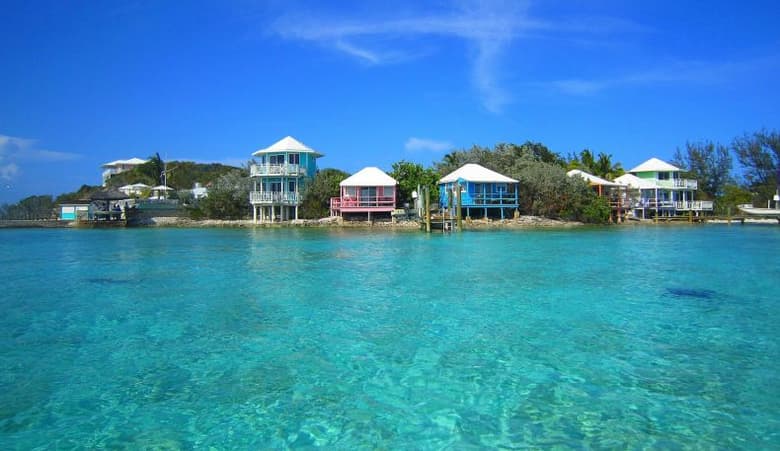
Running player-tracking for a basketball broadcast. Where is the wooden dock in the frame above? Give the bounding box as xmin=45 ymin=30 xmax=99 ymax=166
xmin=427 ymin=215 xmax=457 ymax=232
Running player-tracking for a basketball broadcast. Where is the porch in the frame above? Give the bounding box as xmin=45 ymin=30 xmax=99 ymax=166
xmin=250 ymin=163 xmax=305 ymax=177
xmin=330 ymin=195 xmax=395 ymax=217
xmin=249 ymin=191 xmax=299 ymax=205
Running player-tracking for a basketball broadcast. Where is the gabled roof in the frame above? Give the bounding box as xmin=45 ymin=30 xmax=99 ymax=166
xmin=439 ymin=163 xmax=518 ymax=184
xmin=628 ymin=157 xmax=680 ymax=173
xmin=252 ymin=136 xmax=323 ymax=157
xmin=567 ymin=169 xmax=621 ymax=187
xmin=102 ymin=157 xmax=148 ymax=167
xmin=340 ymin=167 xmax=397 ymax=187
xmin=614 ymin=173 xmax=656 ymax=189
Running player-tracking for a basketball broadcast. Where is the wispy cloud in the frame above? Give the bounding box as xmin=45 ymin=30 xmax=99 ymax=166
xmin=268 ymin=1 xmax=656 ymax=112
xmin=270 ymin=1 xmax=539 ymax=113
xmin=0 ymin=163 xmax=18 ymax=181
xmin=405 ymin=137 xmax=453 ymax=153
xmin=545 ymin=54 xmax=780 ymax=96
xmin=0 ymin=133 xmax=82 ymax=181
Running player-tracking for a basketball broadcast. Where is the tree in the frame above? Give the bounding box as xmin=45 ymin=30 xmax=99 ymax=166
xmin=194 ymin=170 xmax=250 ymax=219
xmin=567 ymin=150 xmax=623 ymax=180
xmin=434 ymin=146 xmax=488 ymax=175
xmin=594 ymin=152 xmax=624 ymax=180
xmin=434 ymin=141 xmax=565 ymax=177
xmin=511 ymin=161 xmax=603 ymax=221
xmin=732 ymin=129 xmax=780 ymax=203
xmin=0 ymin=195 xmax=56 ymax=219
xmin=578 ymin=149 xmax=597 ymax=173
xmin=298 ymin=168 xmax=349 ymax=219
xmin=390 ymin=161 xmax=439 ymax=206
xmin=107 ymin=160 xmax=241 ymax=190
xmin=671 ymin=141 xmax=733 ymax=199
xmin=55 ymin=184 xmax=102 ymax=204
xmin=716 ymin=184 xmax=752 ymax=215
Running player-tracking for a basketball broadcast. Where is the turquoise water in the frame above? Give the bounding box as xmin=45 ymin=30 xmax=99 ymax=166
xmin=1 ymin=226 xmax=778 ymax=449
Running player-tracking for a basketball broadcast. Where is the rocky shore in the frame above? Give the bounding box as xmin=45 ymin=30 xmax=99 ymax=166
xmin=4 ymin=216 xmax=776 ymax=229
xmin=131 ymin=215 xmax=582 ymax=229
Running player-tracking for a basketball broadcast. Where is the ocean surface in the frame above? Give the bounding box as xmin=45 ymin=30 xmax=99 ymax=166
xmin=0 ymin=225 xmax=778 ymax=449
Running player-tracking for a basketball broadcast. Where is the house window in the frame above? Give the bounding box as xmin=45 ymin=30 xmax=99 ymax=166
xmin=657 ymin=172 xmax=670 ymax=180
xmin=270 ymin=182 xmax=281 ymax=192
xmin=288 ymin=180 xmax=296 ymax=193
xmin=270 ymin=154 xmax=284 ymax=165
xmin=288 ymin=153 xmax=299 ymax=165
xmin=381 ymin=186 xmax=394 ymax=198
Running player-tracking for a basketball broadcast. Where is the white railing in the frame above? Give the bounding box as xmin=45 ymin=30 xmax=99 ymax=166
xmin=249 ymin=191 xmax=299 ymax=205
xmin=656 ymin=179 xmax=698 ymax=189
xmin=675 ymin=200 xmax=714 ymax=211
xmin=250 ymin=164 xmax=303 ymax=177
xmin=634 ymin=199 xmax=675 ymax=208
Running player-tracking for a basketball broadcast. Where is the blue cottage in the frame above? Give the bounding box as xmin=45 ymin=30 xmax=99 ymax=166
xmin=439 ymin=163 xmax=519 ymax=219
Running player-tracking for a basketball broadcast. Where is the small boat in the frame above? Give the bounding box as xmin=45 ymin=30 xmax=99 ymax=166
xmin=737 ymin=204 xmax=780 ymax=217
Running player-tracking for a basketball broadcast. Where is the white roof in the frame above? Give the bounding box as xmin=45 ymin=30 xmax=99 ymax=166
xmin=614 ymin=173 xmax=656 ymax=189
xmin=340 ymin=167 xmax=397 ymax=187
xmin=151 ymin=185 xmax=173 ymax=191
xmin=252 ymin=136 xmax=323 ymax=157
xmin=439 ymin=163 xmax=517 ymax=184
xmin=628 ymin=157 xmax=680 ymax=173
xmin=102 ymin=157 xmax=148 ymax=167
xmin=119 ymin=183 xmax=150 ymax=189
xmin=567 ymin=169 xmax=621 ymax=187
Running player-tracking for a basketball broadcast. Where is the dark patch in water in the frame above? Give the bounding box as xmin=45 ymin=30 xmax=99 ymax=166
xmin=666 ymin=287 xmax=717 ymax=299
xmin=86 ymin=277 xmax=134 ymax=285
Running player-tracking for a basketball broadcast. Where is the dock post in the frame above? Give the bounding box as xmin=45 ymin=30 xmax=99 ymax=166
xmin=425 ymin=186 xmax=431 ymax=233
xmin=456 ymin=187 xmax=462 ymax=231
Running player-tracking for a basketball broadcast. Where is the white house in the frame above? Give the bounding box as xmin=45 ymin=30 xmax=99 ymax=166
xmin=101 ymin=157 xmax=148 ymax=185
xmin=615 ymin=157 xmax=713 ymax=218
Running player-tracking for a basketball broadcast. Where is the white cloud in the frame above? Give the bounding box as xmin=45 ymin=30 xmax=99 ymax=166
xmin=405 ymin=137 xmax=453 ymax=153
xmin=268 ymin=2 xmax=655 ymax=111
xmin=543 ymin=55 xmax=780 ymax=96
xmin=0 ymin=133 xmax=82 ymax=181
xmin=548 ymin=79 xmax=606 ymax=96
xmin=270 ymin=1 xmax=536 ymax=113
xmin=0 ymin=162 xmax=18 ymax=181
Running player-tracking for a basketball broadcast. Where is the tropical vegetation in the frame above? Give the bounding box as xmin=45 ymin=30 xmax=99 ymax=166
xmin=1 ymin=129 xmax=778 ymax=222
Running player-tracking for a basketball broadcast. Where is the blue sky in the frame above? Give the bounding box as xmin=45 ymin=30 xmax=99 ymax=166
xmin=1 ymin=0 xmax=779 ymax=203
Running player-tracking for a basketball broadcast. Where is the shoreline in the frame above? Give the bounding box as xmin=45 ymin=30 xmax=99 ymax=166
xmin=2 ymin=216 xmax=778 ymax=229
xmin=132 ymin=216 xmax=586 ymax=229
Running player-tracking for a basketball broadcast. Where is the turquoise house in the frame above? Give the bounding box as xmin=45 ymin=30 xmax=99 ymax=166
xmin=249 ymin=136 xmax=322 ymax=222
xmin=439 ymin=163 xmax=519 ymax=219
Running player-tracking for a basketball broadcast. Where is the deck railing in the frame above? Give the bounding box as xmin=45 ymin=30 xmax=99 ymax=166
xmin=655 ymin=179 xmax=698 ymax=189
xmin=249 ymin=191 xmax=299 ymax=205
xmin=330 ymin=196 xmax=395 ymax=209
xmin=250 ymin=164 xmax=303 ymax=177
xmin=675 ymin=200 xmax=714 ymax=211
xmin=630 ymin=199 xmax=714 ymax=211
xmin=454 ymin=193 xmax=518 ymax=206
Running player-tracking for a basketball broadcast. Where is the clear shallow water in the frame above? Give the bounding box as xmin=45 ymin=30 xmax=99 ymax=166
xmin=1 ymin=225 xmax=778 ymax=449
